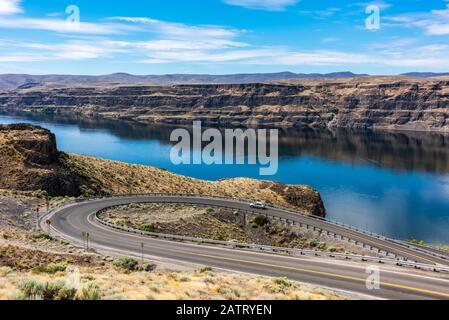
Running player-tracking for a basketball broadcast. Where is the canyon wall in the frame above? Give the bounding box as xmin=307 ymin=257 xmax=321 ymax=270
xmin=0 ymin=77 xmax=448 ymax=132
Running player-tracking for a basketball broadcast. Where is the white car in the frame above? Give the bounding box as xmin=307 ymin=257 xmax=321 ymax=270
xmin=250 ymin=201 xmax=267 ymax=210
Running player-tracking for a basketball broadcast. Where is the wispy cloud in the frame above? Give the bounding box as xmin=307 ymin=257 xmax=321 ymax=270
xmin=223 ymin=0 xmax=299 ymax=11
xmin=110 ymin=17 xmax=242 ymax=40
xmin=1 ymin=39 xmax=126 ymax=61
xmin=0 ymin=0 xmax=22 ymax=15
xmin=385 ymin=4 xmax=449 ymax=35
xmin=299 ymin=7 xmax=341 ymax=19
xmin=0 ymin=17 xmax=139 ymax=34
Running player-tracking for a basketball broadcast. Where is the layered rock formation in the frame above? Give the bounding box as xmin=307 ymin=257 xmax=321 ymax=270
xmin=0 ymin=124 xmax=96 ymax=196
xmin=0 ymin=77 xmax=448 ymax=132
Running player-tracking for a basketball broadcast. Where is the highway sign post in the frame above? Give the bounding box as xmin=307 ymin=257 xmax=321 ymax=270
xmin=82 ymin=232 xmax=86 ymax=249
xmin=86 ymin=232 xmax=90 ymax=250
xmin=141 ymin=242 xmax=144 ymax=265
xmin=36 ymin=207 xmax=40 ymax=230
xmin=46 ymin=219 xmax=51 ymax=235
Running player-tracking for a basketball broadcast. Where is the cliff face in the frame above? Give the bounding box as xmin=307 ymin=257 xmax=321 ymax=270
xmin=0 ymin=124 xmax=95 ymax=196
xmin=1 ymin=77 xmax=448 ymax=132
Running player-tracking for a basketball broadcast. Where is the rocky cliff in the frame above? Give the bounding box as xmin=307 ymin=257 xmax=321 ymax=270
xmin=1 ymin=77 xmax=447 ymax=132
xmin=0 ymin=124 xmax=96 ymax=196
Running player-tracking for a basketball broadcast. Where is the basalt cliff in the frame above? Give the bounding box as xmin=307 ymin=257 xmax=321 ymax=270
xmin=0 ymin=77 xmax=448 ymax=133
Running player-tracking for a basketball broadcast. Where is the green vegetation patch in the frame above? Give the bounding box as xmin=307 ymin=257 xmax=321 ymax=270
xmin=33 ymin=262 xmax=68 ymax=274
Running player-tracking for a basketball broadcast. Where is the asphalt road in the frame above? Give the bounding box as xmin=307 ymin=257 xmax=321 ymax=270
xmin=43 ymin=195 xmax=449 ymax=300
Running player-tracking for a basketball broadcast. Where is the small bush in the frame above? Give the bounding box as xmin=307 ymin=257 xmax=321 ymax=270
xmin=252 ymin=215 xmax=269 ymax=227
xmin=80 ymin=282 xmax=102 ymax=300
xmin=139 ymin=263 xmax=157 ymax=272
xmin=114 ymin=257 xmax=139 ymax=271
xmin=408 ymin=238 xmax=425 ymax=246
xmin=0 ymin=266 xmax=13 ymax=276
xmin=33 ymin=262 xmax=68 ymax=274
xmin=17 ymin=279 xmax=76 ymax=300
xmin=18 ymin=279 xmax=44 ymax=300
xmin=42 ymin=281 xmax=77 ymax=300
xmin=199 ymin=266 xmax=213 ymax=273
xmin=213 ymin=234 xmax=225 ymax=241
xmin=139 ymin=224 xmax=156 ymax=233
xmin=32 ymin=232 xmax=54 ymax=241
xmin=272 ymin=277 xmax=293 ymax=287
xmin=308 ymin=239 xmax=318 ymax=248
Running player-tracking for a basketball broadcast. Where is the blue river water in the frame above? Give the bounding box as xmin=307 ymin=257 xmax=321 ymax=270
xmin=1 ymin=112 xmax=448 ymax=244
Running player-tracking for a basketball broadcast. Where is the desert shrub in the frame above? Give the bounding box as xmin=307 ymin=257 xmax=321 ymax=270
xmin=33 ymin=262 xmax=68 ymax=274
xmin=18 ymin=278 xmax=44 ymax=300
xmin=139 ymin=263 xmax=157 ymax=272
xmin=17 ymin=279 xmax=76 ymax=300
xmin=32 ymin=232 xmax=54 ymax=241
xmin=272 ymin=277 xmax=293 ymax=287
xmin=213 ymin=234 xmax=225 ymax=241
xmin=199 ymin=266 xmax=213 ymax=273
xmin=307 ymin=239 xmax=318 ymax=248
xmin=252 ymin=215 xmax=269 ymax=227
xmin=217 ymin=286 xmax=241 ymax=299
xmin=114 ymin=257 xmax=139 ymax=271
xmin=80 ymin=282 xmax=102 ymax=300
xmin=139 ymin=224 xmax=156 ymax=233
xmin=42 ymin=281 xmax=77 ymax=300
xmin=408 ymin=238 xmax=425 ymax=246
xmin=317 ymin=242 xmax=327 ymax=250
xmin=0 ymin=266 xmax=13 ymax=276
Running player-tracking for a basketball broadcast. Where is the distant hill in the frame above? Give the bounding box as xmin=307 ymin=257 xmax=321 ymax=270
xmin=2 ymin=71 xmax=449 ymax=90
xmin=0 ymin=72 xmax=369 ymax=90
xmin=401 ymin=72 xmax=449 ymax=78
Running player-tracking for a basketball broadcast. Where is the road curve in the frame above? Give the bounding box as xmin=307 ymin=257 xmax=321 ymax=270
xmin=43 ymin=195 xmax=449 ymax=300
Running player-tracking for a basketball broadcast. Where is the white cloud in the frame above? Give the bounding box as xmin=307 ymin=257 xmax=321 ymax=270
xmin=223 ymin=0 xmax=299 ymax=11
xmin=0 ymin=0 xmax=22 ymax=15
xmin=299 ymin=7 xmax=342 ymax=19
xmin=110 ymin=17 xmax=242 ymax=40
xmin=385 ymin=4 xmax=449 ymax=35
xmin=0 ymin=17 xmax=141 ymax=34
xmin=1 ymin=40 xmax=126 ymax=62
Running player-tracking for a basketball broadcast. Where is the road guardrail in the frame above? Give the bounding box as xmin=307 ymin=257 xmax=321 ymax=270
xmin=94 ymin=209 xmax=449 ymax=273
xmin=43 ymin=193 xmax=448 ymax=263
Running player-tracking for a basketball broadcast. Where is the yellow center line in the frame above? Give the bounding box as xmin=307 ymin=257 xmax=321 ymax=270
xmin=184 ymin=251 xmax=449 ymax=299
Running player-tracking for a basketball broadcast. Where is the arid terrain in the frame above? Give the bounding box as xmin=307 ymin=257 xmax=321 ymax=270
xmin=0 ymin=123 xmax=354 ymax=300
xmin=1 ymin=76 xmax=448 ymax=132
xmin=99 ymin=203 xmax=374 ymax=256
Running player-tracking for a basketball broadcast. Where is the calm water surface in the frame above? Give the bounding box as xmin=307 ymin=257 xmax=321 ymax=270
xmin=1 ymin=112 xmax=448 ymax=244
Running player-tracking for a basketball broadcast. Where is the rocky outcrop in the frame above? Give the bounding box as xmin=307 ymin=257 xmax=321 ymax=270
xmin=0 ymin=124 xmax=96 ymax=196
xmin=0 ymin=77 xmax=448 ymax=132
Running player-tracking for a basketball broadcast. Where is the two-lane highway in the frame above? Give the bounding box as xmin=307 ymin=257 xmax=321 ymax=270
xmin=42 ymin=195 xmax=449 ymax=300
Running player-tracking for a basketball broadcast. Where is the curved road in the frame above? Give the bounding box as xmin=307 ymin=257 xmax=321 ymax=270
xmin=42 ymin=195 xmax=449 ymax=300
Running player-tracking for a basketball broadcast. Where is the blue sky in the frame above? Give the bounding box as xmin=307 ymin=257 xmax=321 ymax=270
xmin=1 ymin=0 xmax=449 ymax=75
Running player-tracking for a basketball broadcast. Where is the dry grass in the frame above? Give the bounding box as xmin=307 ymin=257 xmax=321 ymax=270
xmin=0 ymin=264 xmax=348 ymax=300
xmin=66 ymin=153 xmax=324 ymax=215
